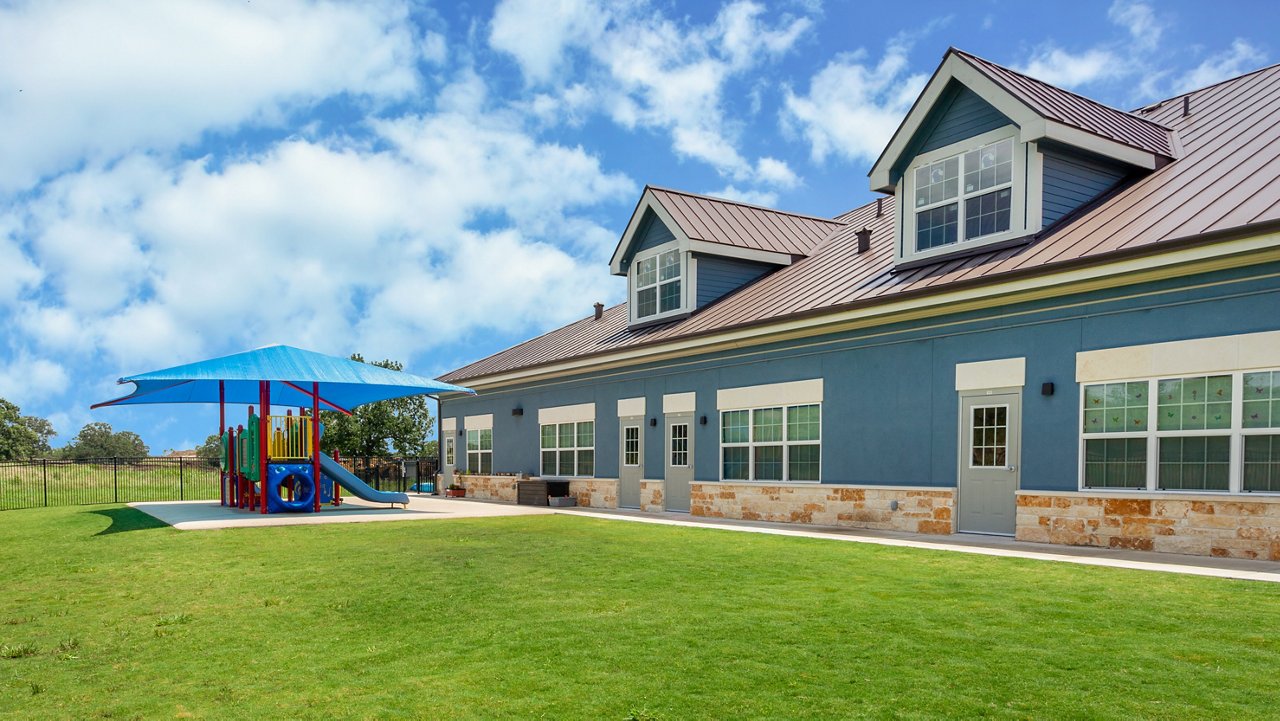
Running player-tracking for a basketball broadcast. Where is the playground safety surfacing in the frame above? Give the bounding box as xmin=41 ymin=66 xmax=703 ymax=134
xmin=131 ymin=495 xmax=552 ymax=530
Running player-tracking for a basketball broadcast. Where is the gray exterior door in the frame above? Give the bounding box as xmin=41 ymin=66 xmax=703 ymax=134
xmin=664 ymin=413 xmax=693 ymax=512
xmin=958 ymin=392 xmax=1021 ymax=535
xmin=442 ymin=434 xmax=456 ymax=485
xmin=619 ymin=419 xmax=643 ymax=508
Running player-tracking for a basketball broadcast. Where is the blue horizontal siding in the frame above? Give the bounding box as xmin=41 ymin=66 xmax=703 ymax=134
xmin=1042 ymin=148 xmax=1127 ymax=227
xmin=696 ymin=256 xmax=772 ymax=307
xmin=633 ymin=209 xmax=675 ymax=253
xmin=918 ymin=84 xmax=1011 ymax=154
xmin=444 ymin=262 xmax=1280 ymax=494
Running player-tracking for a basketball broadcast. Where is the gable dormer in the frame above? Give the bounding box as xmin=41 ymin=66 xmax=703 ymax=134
xmin=610 ymin=187 xmax=842 ymax=328
xmin=870 ymin=48 xmax=1176 ymax=268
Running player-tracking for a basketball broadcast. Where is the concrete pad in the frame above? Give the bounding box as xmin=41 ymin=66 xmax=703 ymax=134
xmin=555 ymin=507 xmax=1280 ymax=584
xmin=130 ymin=494 xmax=551 ymax=530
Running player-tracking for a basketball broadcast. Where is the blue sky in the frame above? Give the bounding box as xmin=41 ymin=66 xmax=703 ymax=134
xmin=1 ymin=0 xmax=1275 ymax=453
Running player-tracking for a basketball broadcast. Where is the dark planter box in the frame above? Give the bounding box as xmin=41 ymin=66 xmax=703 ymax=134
xmin=445 ymin=488 xmax=467 ymax=498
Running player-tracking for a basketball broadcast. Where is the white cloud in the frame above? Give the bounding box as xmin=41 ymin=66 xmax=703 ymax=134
xmin=1108 ymin=0 xmax=1166 ymax=51
xmin=489 ymin=0 xmax=610 ymax=83
xmin=705 ymin=185 xmax=779 ymax=208
xmin=0 ymin=355 xmax=69 ymax=404
xmin=1175 ymin=39 xmax=1267 ymax=94
xmin=0 ymin=0 xmax=424 ymax=192
xmin=1018 ymin=47 xmax=1122 ymax=88
xmin=754 ymin=158 xmax=800 ymax=189
xmin=781 ymin=38 xmax=928 ymax=164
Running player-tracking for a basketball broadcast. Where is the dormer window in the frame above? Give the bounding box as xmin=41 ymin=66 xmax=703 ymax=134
xmin=898 ymin=128 xmax=1028 ymax=265
xmin=632 ymin=244 xmax=687 ymax=323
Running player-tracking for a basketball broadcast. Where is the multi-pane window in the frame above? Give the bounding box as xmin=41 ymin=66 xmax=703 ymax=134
xmin=913 ymin=137 xmax=1014 ymax=253
xmin=540 ymin=421 xmax=594 ymax=477
xmin=444 ymin=436 xmax=455 ymax=466
xmin=1081 ymin=369 xmax=1280 ymax=493
xmin=670 ymin=423 xmax=689 ymax=467
xmin=623 ymin=426 xmax=640 ymax=467
xmin=466 ymin=428 xmax=492 ymax=475
xmin=721 ymin=404 xmax=820 ymax=482
xmin=969 ymin=405 xmax=1008 ymax=467
xmin=634 ymin=248 xmax=682 ymax=320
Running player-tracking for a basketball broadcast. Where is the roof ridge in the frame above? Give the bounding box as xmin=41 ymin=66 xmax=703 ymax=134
xmin=949 ymin=47 xmax=1175 ymax=133
xmin=647 ymin=185 xmax=849 ymax=226
xmin=1133 ymin=59 xmax=1280 ymax=114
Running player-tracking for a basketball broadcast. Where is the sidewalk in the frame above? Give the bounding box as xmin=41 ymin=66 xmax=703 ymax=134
xmin=554 ymin=505 xmax=1280 ymax=583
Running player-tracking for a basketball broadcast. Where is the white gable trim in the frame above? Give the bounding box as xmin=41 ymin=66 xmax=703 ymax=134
xmin=869 ymin=53 xmax=1162 ymax=192
xmin=609 ymin=189 xmax=693 ymax=275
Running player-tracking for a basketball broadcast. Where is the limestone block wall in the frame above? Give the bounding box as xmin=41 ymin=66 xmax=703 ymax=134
xmin=455 ymin=474 xmax=518 ymax=502
xmin=689 ymin=483 xmax=954 ymax=534
xmin=1016 ymin=491 xmax=1280 ymax=560
xmin=640 ymin=481 xmax=664 ymax=513
xmin=569 ymin=479 xmax=618 ymax=509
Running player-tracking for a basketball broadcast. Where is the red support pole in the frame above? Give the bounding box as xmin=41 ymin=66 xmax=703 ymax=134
xmin=219 ymin=380 xmax=226 ymax=506
xmin=312 ymin=382 xmax=321 ymax=512
xmin=260 ymin=381 xmax=270 ymax=514
xmin=228 ymin=426 xmax=237 ymax=508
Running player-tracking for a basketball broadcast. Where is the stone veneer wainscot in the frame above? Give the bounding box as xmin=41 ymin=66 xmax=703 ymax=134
xmin=690 ymin=483 xmax=954 ymax=534
xmin=1017 ymin=491 xmax=1280 ymax=560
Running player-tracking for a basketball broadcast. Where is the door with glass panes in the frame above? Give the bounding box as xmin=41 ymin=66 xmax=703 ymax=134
xmin=958 ymin=392 xmax=1021 ymax=535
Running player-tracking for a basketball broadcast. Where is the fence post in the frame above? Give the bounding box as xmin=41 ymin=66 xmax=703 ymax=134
xmin=179 ymin=457 xmax=185 ymax=501
xmin=42 ymin=459 xmax=48 ymax=507
xmin=113 ymin=457 xmax=119 ymax=503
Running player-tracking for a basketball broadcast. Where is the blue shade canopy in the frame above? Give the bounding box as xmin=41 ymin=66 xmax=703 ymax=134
xmin=92 ymin=345 xmax=474 ymax=413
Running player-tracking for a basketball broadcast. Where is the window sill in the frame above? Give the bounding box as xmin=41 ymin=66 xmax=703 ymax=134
xmin=628 ymin=311 xmax=691 ymax=331
xmin=893 ymin=233 xmax=1034 ymax=272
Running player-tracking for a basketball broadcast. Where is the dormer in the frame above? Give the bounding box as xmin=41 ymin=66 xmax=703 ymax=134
xmin=610 ymin=187 xmax=843 ymax=328
xmin=870 ymin=48 xmax=1176 ymax=269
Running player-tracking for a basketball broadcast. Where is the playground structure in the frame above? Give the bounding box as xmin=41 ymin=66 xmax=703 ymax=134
xmin=92 ymin=344 xmax=474 ymax=515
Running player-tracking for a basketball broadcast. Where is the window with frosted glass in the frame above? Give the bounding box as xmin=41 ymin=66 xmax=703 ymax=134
xmin=634 ymin=248 xmax=682 ymax=320
xmin=1243 ymin=371 xmax=1280 ymax=492
xmin=1081 ymin=381 xmax=1148 ymax=489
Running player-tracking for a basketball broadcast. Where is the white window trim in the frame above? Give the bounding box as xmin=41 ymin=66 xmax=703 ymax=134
xmin=540 ymin=420 xmax=595 ymax=479
xmin=629 ymin=240 xmax=689 ymax=325
xmin=898 ymin=126 xmax=1033 ymax=266
xmin=466 ymin=428 xmax=493 ymax=475
xmin=1077 ymin=369 xmax=1280 ymax=495
xmin=968 ymin=403 xmax=1011 ymax=469
xmin=623 ymin=425 xmax=641 ymax=467
xmin=719 ymin=403 xmax=822 ymax=483
xmin=669 ymin=421 xmax=690 ymax=468
xmin=443 ymin=436 xmax=455 ymax=467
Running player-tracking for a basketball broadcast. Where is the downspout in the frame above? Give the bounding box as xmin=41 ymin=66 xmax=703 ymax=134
xmin=434 ymin=395 xmax=442 ymax=496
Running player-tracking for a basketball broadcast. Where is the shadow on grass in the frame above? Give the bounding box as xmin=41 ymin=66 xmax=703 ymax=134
xmin=87 ymin=507 xmax=171 ymax=536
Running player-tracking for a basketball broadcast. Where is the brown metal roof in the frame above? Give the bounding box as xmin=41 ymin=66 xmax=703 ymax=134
xmin=441 ymin=60 xmax=1280 ymax=385
xmin=648 ymin=186 xmax=844 ymax=257
xmin=953 ymin=48 xmax=1176 ymax=159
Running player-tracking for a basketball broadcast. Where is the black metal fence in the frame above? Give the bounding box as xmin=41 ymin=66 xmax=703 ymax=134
xmin=341 ymin=457 xmax=437 ymax=494
xmin=0 ymin=457 xmax=221 ymax=511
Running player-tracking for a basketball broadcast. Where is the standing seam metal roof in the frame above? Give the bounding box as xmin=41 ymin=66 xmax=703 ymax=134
xmin=440 ymin=58 xmax=1280 ymax=385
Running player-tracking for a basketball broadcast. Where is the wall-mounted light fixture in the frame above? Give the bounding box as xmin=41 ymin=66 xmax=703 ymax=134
xmin=1041 ymin=382 xmax=1055 ymax=396
xmin=649 ymin=418 xmax=657 ymax=427
xmin=512 ymin=407 xmax=524 ymax=416
xmin=457 ymin=429 xmax=464 ymax=436
xmin=699 ymin=415 xmax=708 ymax=425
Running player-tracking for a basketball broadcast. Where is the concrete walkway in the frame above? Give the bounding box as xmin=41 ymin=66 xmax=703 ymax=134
xmin=130 ymin=495 xmax=550 ymax=530
xmin=555 ymin=506 xmax=1280 ymax=584
xmin=132 ymin=496 xmax=1280 ymax=583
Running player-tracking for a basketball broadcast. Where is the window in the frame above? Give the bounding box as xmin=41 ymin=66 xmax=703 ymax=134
xmin=670 ymin=423 xmax=689 ymax=467
xmin=623 ymin=426 xmax=640 ymax=467
xmin=721 ymin=404 xmax=820 ymax=482
xmin=913 ymin=137 xmax=1013 ymax=254
xmin=444 ymin=436 xmax=455 ymax=467
xmin=969 ymin=405 xmax=1008 ymax=468
xmin=633 ymin=247 xmax=683 ymax=321
xmin=541 ymin=421 xmax=594 ymax=477
xmin=466 ymin=428 xmax=492 ymax=475
xmin=1080 ymin=369 xmax=1280 ymax=493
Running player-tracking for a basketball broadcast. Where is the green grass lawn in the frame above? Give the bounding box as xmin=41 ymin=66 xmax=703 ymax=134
xmin=1 ymin=506 xmax=1278 ymax=720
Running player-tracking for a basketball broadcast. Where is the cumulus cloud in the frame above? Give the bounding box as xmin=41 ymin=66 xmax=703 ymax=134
xmin=1108 ymin=0 xmax=1166 ymax=51
xmin=705 ymin=185 xmax=780 ymax=208
xmin=0 ymin=0 xmax=425 ymax=192
xmin=781 ymin=37 xmax=928 ymax=164
xmin=1018 ymin=47 xmax=1122 ymax=88
xmin=1175 ymin=39 xmax=1267 ymax=93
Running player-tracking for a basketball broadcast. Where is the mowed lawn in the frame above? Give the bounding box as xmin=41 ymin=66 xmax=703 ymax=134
xmin=1 ymin=508 xmax=1279 ymax=720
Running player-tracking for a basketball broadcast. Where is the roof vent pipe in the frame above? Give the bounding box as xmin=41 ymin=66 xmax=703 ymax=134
xmin=1183 ymin=96 xmax=1190 ymax=117
xmin=875 ymin=197 xmax=883 ymax=217
xmin=855 ymin=227 xmax=872 ymax=254
xmin=593 ymin=302 xmax=604 ymax=320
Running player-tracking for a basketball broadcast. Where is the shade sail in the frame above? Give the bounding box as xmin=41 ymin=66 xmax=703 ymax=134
xmin=92 ymin=344 xmax=474 ymax=413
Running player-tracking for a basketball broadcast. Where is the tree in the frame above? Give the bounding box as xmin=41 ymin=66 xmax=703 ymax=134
xmin=196 ymin=433 xmax=222 ymax=462
xmin=320 ymin=355 xmax=436 ymax=458
xmin=0 ymin=399 xmax=55 ymax=460
xmin=61 ymin=422 xmax=149 ymax=459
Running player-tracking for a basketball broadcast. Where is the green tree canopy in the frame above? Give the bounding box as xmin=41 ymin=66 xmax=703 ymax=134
xmin=320 ymin=355 xmax=436 ymax=458
xmin=196 ymin=433 xmax=222 ymax=462
xmin=61 ymin=422 xmax=150 ymax=460
xmin=0 ymin=398 xmax=56 ymax=460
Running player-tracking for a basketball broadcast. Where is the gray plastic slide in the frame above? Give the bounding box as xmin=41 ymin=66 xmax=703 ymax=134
xmin=318 ymin=452 xmax=410 ymax=506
